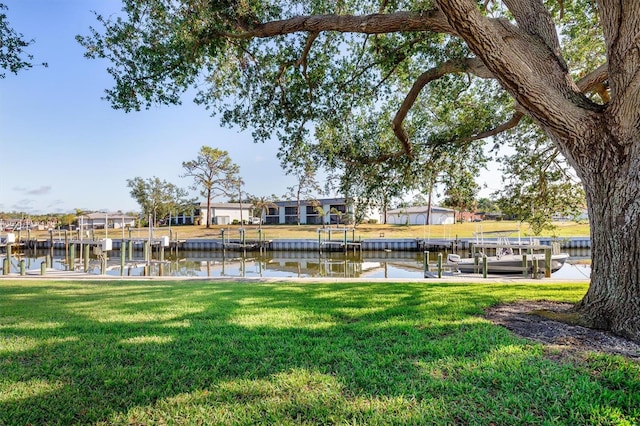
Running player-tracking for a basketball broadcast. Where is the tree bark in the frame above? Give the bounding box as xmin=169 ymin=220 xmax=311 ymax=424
xmin=206 ymin=189 xmax=212 ymax=229
xmin=434 ymin=0 xmax=640 ymax=341
xmin=572 ymin=131 xmax=640 ymax=341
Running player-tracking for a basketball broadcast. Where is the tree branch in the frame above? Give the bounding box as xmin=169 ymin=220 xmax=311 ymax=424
xmin=457 ymin=111 xmax=525 ymax=144
xmin=392 ymin=57 xmax=493 ymax=156
xmin=435 ymin=0 xmax=601 ymax=143
xmin=222 ymin=11 xmax=457 ymax=39
xmin=296 ymin=31 xmax=319 ymax=103
xmin=503 ymin=0 xmax=566 ymax=70
xmin=576 ymin=63 xmax=608 ymax=93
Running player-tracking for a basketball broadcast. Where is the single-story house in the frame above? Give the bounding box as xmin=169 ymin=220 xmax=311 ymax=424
xmin=78 ymin=212 xmax=137 ymax=229
xmin=552 ymin=208 xmax=589 ymax=222
xmin=199 ymin=202 xmax=254 ymax=225
xmin=385 ymin=206 xmax=455 ymax=225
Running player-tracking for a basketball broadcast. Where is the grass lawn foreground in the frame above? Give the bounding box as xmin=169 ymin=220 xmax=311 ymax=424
xmin=1 ymin=280 xmax=638 ymax=425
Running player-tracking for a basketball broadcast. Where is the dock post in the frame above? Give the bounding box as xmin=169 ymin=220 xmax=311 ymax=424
xmin=437 ymin=253 xmax=443 ymax=278
xmin=482 ymin=255 xmax=488 ymax=278
xmin=4 ymin=243 xmax=12 ymax=275
xmin=545 ymin=248 xmax=552 ymax=278
xmin=522 ymin=253 xmax=528 ymax=278
xmin=144 ymin=241 xmax=150 ymax=262
xmin=69 ymin=243 xmax=76 ymax=271
xmin=474 ymin=254 xmax=479 ymax=274
xmin=317 ymin=230 xmax=322 ymax=254
xmin=423 ymin=251 xmax=429 ymax=277
xmin=344 ymin=229 xmax=347 ymax=254
xmin=221 ymin=228 xmax=225 ymax=252
xmin=100 ymin=256 xmax=106 ymax=275
xmin=128 ymin=240 xmax=133 ymax=261
xmin=64 ymin=231 xmax=69 ymax=271
xmin=84 ymin=244 xmax=89 ymax=272
xmin=41 ymin=261 xmax=46 ymax=275
xmin=120 ymin=243 xmax=126 ymax=276
xmin=46 ymin=254 xmax=52 ymax=268
xmin=19 ymin=259 xmax=25 ymax=276
xmin=173 ymin=231 xmax=179 ymax=256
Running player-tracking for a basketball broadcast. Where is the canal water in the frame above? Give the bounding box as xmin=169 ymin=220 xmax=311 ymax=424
xmin=2 ymin=248 xmax=592 ymax=279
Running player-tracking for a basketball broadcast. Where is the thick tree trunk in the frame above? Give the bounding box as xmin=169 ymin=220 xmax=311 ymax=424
xmin=572 ymin=132 xmax=640 ymax=342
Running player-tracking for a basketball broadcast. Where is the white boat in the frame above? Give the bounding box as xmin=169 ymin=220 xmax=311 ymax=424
xmin=446 ymin=252 xmax=570 ymax=275
xmin=446 ymin=230 xmax=570 ymax=275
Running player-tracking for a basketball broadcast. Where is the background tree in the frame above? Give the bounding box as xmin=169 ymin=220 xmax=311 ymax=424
xmin=475 ymin=197 xmax=500 ymax=218
xmin=312 ymin=202 xmax=328 ymax=226
xmin=246 ymin=194 xmax=279 ymax=228
xmin=181 ymin=146 xmax=240 ymax=228
xmin=283 ymin=159 xmax=323 ymax=226
xmin=0 ymin=3 xmax=46 ymax=77
xmin=80 ymin=0 xmax=639 ymax=339
xmin=494 ymin=123 xmax=586 ymax=235
xmin=236 ymin=177 xmax=245 ymax=225
xmin=441 ymin=169 xmax=480 ymax=223
xmin=58 ymin=213 xmax=76 ymax=229
xmin=126 ymin=176 xmax=191 ymax=227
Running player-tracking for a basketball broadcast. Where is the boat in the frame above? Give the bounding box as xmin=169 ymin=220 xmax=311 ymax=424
xmin=446 ymin=230 xmax=570 ymax=275
xmin=446 ymin=252 xmax=570 ymax=275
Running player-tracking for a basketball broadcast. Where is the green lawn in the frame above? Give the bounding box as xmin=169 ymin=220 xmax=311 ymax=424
xmin=1 ymin=280 xmax=637 ymax=425
xmin=35 ymin=220 xmax=591 ymax=241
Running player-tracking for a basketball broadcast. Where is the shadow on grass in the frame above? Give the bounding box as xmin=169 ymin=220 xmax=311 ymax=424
xmin=0 ymin=280 xmax=636 ymax=424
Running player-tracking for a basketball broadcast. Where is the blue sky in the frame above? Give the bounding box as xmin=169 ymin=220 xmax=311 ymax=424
xmin=0 ymin=0 xmax=296 ymax=214
xmin=1 ymin=1 xmax=500 ymax=215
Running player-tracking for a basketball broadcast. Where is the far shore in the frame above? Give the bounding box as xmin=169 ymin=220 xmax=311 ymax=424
xmin=20 ymin=220 xmax=590 ymax=241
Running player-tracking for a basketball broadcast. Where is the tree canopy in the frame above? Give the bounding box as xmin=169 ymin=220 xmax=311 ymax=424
xmin=79 ymin=0 xmax=639 ymax=340
xmin=126 ymin=176 xmax=192 ymax=227
xmin=0 ymin=2 xmax=46 ymax=78
xmin=181 ymin=146 xmax=240 ymax=228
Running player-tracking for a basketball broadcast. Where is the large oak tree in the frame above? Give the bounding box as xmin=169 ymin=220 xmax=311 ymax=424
xmin=79 ymin=0 xmax=639 ymax=341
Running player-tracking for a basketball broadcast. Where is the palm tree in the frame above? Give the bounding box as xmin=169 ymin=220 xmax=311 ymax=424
xmin=248 ymin=195 xmax=279 ymax=229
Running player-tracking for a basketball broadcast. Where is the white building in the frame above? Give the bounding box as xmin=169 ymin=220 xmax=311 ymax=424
xmin=385 ymin=206 xmax=455 ymax=225
xmin=264 ymin=198 xmax=381 ymax=225
xmin=79 ymin=212 xmax=137 ymax=229
xmin=199 ymin=202 xmax=254 ymax=225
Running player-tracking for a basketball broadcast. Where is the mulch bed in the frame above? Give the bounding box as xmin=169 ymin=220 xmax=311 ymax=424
xmin=484 ymin=301 xmax=640 ymax=361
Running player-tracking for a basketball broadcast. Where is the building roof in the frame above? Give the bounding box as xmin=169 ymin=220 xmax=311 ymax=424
xmin=80 ymin=212 xmax=137 ymax=220
xmin=386 ymin=205 xmax=455 ymax=214
xmin=198 ymin=202 xmax=254 ymax=209
xmin=274 ymin=197 xmax=348 ymax=207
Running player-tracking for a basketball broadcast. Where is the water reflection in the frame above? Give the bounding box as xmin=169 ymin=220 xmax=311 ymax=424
xmin=2 ymin=247 xmax=591 ymax=279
